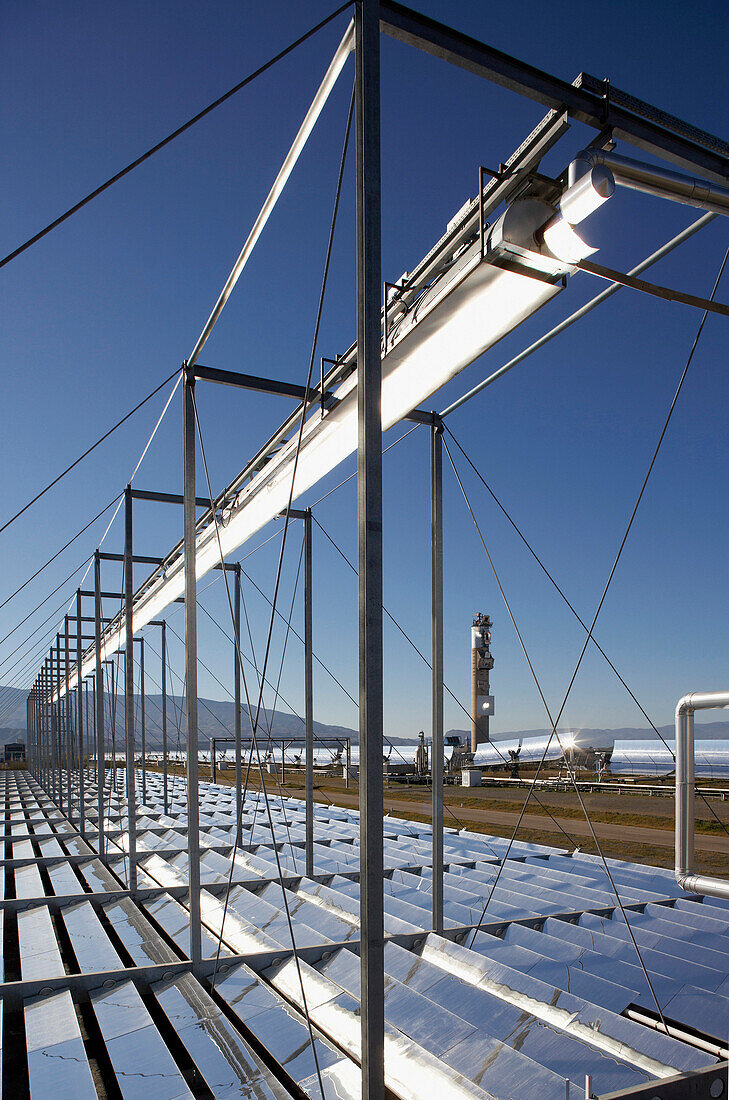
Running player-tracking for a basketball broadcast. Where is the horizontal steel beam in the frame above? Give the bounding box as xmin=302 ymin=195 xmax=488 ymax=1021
xmin=99 ymin=552 xmax=166 ymax=565
xmin=379 ymin=0 xmax=729 ymax=183
xmin=598 ymin=1062 xmax=729 ymax=1099
xmin=0 ymin=959 xmax=192 ymax=1012
xmin=79 ymin=589 xmax=125 ymax=600
xmin=131 ymin=488 xmax=211 ymax=507
xmin=195 ymin=363 xmax=329 ymax=401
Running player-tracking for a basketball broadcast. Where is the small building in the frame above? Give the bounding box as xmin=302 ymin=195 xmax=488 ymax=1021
xmin=4 ymin=741 xmax=26 ymax=762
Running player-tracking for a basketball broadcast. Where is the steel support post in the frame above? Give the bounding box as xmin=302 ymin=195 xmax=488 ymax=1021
xmin=65 ymin=619 xmax=73 ymax=820
xmin=139 ymin=637 xmax=146 ymax=805
xmin=234 ymin=565 xmax=242 ymax=841
xmin=26 ymin=694 xmax=31 ymax=776
xmin=304 ymin=509 xmax=314 ymax=878
xmin=41 ymin=667 xmax=47 ymax=792
xmin=431 ymin=422 xmax=444 ymax=934
xmin=54 ymin=634 xmax=62 ymax=811
xmin=161 ymin=620 xmax=168 ymax=815
xmin=111 ymin=658 xmax=119 ymax=793
xmin=76 ymin=590 xmax=85 ymax=837
xmin=183 ymin=362 xmax=202 ymax=969
xmin=355 ymin=2 xmax=385 ymax=1094
xmin=94 ymin=551 xmax=105 ymax=858
xmin=45 ymin=665 xmax=50 ymax=793
xmin=124 ymin=485 xmax=137 ymax=893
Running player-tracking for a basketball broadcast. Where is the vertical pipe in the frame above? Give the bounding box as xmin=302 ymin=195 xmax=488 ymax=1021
xmin=212 ymin=739 xmax=216 ymax=784
xmin=76 ymin=590 xmax=85 ymax=837
xmin=355 ymin=1 xmax=384 ymax=1094
xmin=234 ymin=565 xmax=242 ymax=841
xmin=675 ymin=703 xmax=694 ymax=877
xmin=95 ymin=550 xmax=105 ymax=858
xmin=140 ymin=636 xmax=146 ymax=805
xmin=124 ymin=485 xmax=137 ymax=893
xmin=304 ymin=509 xmax=314 ymax=878
xmin=431 ymin=422 xmax=444 ymax=934
xmin=161 ymin=620 xmax=168 ymax=815
xmin=184 ymin=362 xmax=202 ymax=969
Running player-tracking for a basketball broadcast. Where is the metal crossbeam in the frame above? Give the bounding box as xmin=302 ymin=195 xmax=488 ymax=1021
xmin=577 ymin=258 xmax=729 ymax=316
xmin=380 ymin=0 xmax=729 ymax=182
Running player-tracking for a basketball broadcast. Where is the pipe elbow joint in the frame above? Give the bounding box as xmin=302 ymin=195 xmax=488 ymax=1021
xmin=676 ymin=693 xmax=695 ymax=719
xmin=568 ymin=151 xmax=599 ymax=187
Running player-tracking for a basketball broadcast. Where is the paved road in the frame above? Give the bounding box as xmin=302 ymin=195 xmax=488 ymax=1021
xmin=320 ymin=789 xmax=729 ymax=855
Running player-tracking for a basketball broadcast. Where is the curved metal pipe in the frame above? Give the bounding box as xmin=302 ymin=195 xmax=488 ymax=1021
xmin=572 ymin=149 xmax=729 ymax=217
xmin=675 ymin=690 xmax=729 ymax=899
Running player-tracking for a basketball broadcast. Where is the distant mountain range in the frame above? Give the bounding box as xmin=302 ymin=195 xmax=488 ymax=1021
xmin=0 ymin=686 xmax=360 ymax=748
xmin=3 ymin=682 xmax=728 ymax=747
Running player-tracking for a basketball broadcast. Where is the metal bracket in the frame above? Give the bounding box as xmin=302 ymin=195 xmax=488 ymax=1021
xmin=576 ymin=258 xmax=729 ymax=317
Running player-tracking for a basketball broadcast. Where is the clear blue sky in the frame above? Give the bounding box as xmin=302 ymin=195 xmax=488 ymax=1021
xmin=2 ymin=0 xmax=728 ymax=739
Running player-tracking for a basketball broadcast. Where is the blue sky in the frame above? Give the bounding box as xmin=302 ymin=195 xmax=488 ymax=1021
xmin=1 ymin=0 xmax=728 ymax=738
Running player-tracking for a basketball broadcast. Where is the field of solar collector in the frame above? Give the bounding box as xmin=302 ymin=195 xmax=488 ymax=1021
xmin=2 ymin=769 xmax=728 ymax=1098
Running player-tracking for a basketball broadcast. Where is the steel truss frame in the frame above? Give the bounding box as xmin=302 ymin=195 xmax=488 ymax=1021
xmin=25 ymin=4 xmax=729 ymax=1097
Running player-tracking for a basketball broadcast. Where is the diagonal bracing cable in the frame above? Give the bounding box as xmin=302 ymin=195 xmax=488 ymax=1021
xmin=187 ymin=85 xmax=356 ymax=1097
xmin=311 ymin=513 xmax=578 ymax=847
xmin=443 ymin=425 xmax=729 ymax=840
xmin=194 ymin=401 xmax=325 ymax=1098
xmin=0 ymin=372 xmax=178 ymax=538
xmin=0 ymin=493 xmax=121 ymax=613
xmin=0 ymin=3 xmax=352 ymax=272
xmin=443 ymin=436 xmax=669 ymax=1028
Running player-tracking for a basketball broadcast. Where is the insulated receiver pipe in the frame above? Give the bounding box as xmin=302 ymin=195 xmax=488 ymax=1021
xmin=675 ymin=690 xmax=729 ymax=899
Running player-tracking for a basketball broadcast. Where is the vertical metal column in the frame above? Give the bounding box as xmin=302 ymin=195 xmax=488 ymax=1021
xmin=76 ymin=590 xmax=85 ymax=837
xmin=55 ymin=634 xmax=62 ymax=811
xmin=124 ymin=485 xmax=137 ymax=893
xmin=431 ymin=422 xmax=444 ymax=934
xmin=139 ymin=637 xmax=147 ymax=806
xmin=161 ymin=620 xmax=168 ymax=814
xmin=26 ymin=694 xmax=31 ymax=776
xmin=304 ymin=509 xmax=314 ymax=878
xmin=355 ymin=1 xmax=384 ymax=1094
xmin=41 ymin=666 xmax=47 ymax=792
xmin=183 ymin=362 xmax=202 ymax=968
xmin=94 ymin=551 xmax=105 ymax=858
xmin=65 ymin=619 xmax=73 ymax=820
xmin=43 ymin=665 xmax=48 ymax=792
xmin=234 ymin=565 xmax=242 ymax=841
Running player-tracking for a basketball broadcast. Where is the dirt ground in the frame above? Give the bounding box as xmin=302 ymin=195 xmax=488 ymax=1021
xmin=146 ymin=762 xmax=729 ymax=876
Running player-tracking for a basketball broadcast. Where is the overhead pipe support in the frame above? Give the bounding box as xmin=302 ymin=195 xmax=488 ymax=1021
xmin=675 ymin=690 xmax=729 ymax=899
xmin=570 ymin=148 xmax=729 ymax=217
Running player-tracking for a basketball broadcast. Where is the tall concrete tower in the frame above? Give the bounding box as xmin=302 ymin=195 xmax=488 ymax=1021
xmin=471 ymin=613 xmax=494 ymax=753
